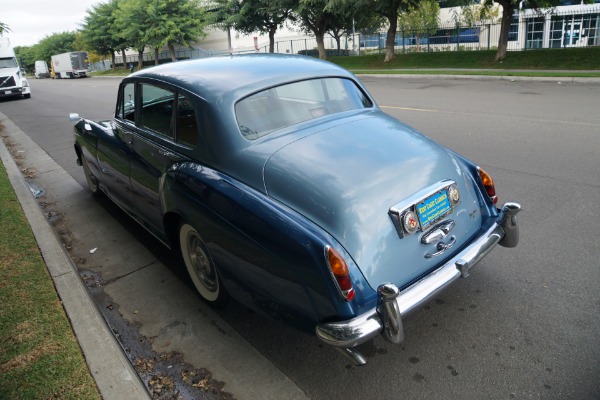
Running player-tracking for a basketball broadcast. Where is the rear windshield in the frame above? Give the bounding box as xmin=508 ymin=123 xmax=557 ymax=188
xmin=236 ymin=77 xmax=372 ymax=140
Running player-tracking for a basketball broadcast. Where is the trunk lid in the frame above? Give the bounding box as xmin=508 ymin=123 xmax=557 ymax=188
xmin=263 ymin=114 xmax=485 ymax=290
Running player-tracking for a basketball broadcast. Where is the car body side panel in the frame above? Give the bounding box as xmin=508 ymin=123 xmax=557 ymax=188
xmin=162 ymin=164 xmax=371 ymax=330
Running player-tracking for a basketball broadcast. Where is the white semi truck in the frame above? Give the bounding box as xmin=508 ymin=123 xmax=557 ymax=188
xmin=51 ymin=51 xmax=89 ymax=78
xmin=0 ymin=38 xmax=31 ymax=99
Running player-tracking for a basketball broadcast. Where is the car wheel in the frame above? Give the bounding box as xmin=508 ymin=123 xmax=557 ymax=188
xmin=82 ymin=156 xmax=100 ymax=195
xmin=179 ymin=223 xmax=229 ymax=307
xmin=24 ymin=94 xmax=31 ymax=99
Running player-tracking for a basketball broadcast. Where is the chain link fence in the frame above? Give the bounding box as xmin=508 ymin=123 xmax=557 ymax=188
xmin=93 ymin=6 xmax=599 ymax=70
xmin=252 ymin=7 xmax=599 ymax=56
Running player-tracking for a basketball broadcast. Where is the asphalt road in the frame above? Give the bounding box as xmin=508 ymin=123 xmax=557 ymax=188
xmin=1 ymin=76 xmax=599 ymax=399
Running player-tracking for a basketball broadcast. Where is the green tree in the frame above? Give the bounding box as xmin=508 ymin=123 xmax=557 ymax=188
xmin=146 ymin=0 xmax=208 ymax=62
xmin=295 ymin=0 xmax=335 ymax=59
xmin=0 ymin=21 xmax=10 ymax=36
xmin=234 ymin=0 xmax=297 ymax=53
xmin=81 ymin=0 xmax=127 ymax=69
xmin=115 ymin=0 xmax=150 ymax=69
xmin=451 ymin=2 xmax=500 ymax=27
xmin=34 ymin=32 xmax=79 ymax=61
xmin=489 ymin=0 xmax=593 ymax=61
xmin=326 ymin=1 xmax=384 ymax=54
xmin=333 ymin=0 xmax=418 ymax=62
xmin=398 ymin=0 xmax=440 ymax=52
xmin=205 ymin=0 xmax=241 ymax=53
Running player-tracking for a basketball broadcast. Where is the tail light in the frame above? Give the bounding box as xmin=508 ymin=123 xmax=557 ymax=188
xmin=478 ymin=167 xmax=498 ymax=205
xmin=325 ymin=246 xmax=355 ymax=301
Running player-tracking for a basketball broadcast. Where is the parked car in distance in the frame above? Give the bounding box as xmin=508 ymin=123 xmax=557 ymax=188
xmin=70 ymin=54 xmax=520 ymax=365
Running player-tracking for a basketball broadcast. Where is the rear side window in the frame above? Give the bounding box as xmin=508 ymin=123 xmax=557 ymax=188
xmin=141 ymin=84 xmax=175 ymax=138
xmin=177 ymin=93 xmax=198 ymax=146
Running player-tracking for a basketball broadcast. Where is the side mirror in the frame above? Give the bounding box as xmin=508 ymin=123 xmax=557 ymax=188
xmin=69 ymin=113 xmax=80 ymax=121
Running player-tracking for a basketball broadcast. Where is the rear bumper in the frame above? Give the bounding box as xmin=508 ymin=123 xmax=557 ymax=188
xmin=316 ymin=202 xmax=520 ymax=358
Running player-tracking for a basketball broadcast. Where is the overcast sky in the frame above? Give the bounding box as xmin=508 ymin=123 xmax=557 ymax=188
xmin=2 ymin=0 xmax=101 ymax=47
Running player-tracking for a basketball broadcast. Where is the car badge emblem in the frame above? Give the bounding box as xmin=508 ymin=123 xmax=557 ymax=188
xmin=449 ymin=185 xmax=460 ymax=205
xmin=403 ymin=210 xmax=419 ymax=234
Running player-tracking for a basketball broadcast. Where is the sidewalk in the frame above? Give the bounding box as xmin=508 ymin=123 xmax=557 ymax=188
xmin=0 ymin=110 xmax=310 ymax=400
xmin=0 ymin=113 xmax=150 ymax=399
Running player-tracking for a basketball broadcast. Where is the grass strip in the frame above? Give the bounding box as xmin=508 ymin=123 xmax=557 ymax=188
xmin=349 ymin=69 xmax=600 ymax=77
xmin=331 ymin=47 xmax=600 ymax=71
xmin=91 ymin=47 xmax=599 ymax=78
xmin=0 ymin=129 xmax=100 ymax=399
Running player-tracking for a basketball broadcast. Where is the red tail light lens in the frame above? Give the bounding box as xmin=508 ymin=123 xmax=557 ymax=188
xmin=326 ymin=246 xmax=355 ymax=301
xmin=478 ymin=167 xmax=498 ymax=205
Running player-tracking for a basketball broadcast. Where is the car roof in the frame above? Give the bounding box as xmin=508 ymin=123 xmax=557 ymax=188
xmin=127 ymin=53 xmax=356 ymax=103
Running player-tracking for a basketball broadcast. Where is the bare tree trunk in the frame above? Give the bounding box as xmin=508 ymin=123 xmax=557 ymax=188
xmin=168 ymin=42 xmax=176 ymax=62
xmin=385 ymin=17 xmax=398 ymax=62
xmin=269 ymin=27 xmax=276 ymax=53
xmin=495 ymin=0 xmax=515 ymax=62
xmin=316 ymin=33 xmax=326 ymax=59
xmin=137 ymin=49 xmax=144 ymax=70
xmin=154 ymin=48 xmax=159 ymax=65
xmin=121 ymin=49 xmax=127 ymax=68
xmin=227 ymin=27 xmax=232 ymax=54
xmin=111 ymin=51 xmax=116 ymax=70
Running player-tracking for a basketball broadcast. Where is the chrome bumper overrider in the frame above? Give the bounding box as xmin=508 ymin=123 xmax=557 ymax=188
xmin=316 ymin=202 xmax=521 ymax=365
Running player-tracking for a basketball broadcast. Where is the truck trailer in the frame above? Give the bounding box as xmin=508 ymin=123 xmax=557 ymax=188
xmin=34 ymin=60 xmax=50 ymax=79
xmin=0 ymin=38 xmax=31 ymax=99
xmin=51 ymin=51 xmax=89 ymax=78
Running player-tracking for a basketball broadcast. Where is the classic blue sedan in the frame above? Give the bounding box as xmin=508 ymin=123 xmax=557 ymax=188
xmin=70 ymin=54 xmax=520 ymax=365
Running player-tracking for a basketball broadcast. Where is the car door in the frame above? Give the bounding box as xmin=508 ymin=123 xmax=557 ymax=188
xmin=128 ymin=82 xmax=198 ymax=239
xmin=96 ymin=81 xmax=136 ymax=214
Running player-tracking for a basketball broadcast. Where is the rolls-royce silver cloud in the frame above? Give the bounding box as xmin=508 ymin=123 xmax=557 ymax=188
xmin=70 ymin=54 xmax=520 ymax=365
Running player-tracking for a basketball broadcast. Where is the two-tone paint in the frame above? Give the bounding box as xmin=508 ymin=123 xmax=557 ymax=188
xmin=71 ymin=54 xmax=520 ymax=364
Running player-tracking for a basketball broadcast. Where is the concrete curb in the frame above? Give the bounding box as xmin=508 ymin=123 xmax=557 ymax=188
xmin=0 ymin=112 xmax=150 ymax=400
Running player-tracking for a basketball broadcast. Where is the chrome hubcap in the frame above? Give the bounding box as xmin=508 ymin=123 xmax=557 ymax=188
xmin=188 ymin=233 xmax=217 ymax=292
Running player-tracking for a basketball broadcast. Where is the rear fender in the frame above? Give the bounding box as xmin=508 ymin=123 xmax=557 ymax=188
xmin=162 ymin=163 xmax=373 ymax=331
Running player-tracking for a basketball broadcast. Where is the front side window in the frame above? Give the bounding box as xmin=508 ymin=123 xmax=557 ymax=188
xmin=117 ymin=82 xmax=136 ymax=122
xmin=141 ymin=84 xmax=175 ymax=138
xmin=236 ymin=78 xmax=372 ymax=140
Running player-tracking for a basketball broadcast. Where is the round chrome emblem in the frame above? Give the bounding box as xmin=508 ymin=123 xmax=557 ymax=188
xmin=449 ymin=185 xmax=460 ymax=205
xmin=403 ymin=210 xmax=419 ymax=234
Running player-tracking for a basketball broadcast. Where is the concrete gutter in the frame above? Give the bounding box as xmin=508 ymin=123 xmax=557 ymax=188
xmin=0 ymin=112 xmax=150 ymax=399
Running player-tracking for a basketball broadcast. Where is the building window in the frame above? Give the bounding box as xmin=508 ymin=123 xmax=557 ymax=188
xmin=525 ymin=17 xmax=545 ymax=49
xmin=549 ymin=13 xmax=600 ymax=48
